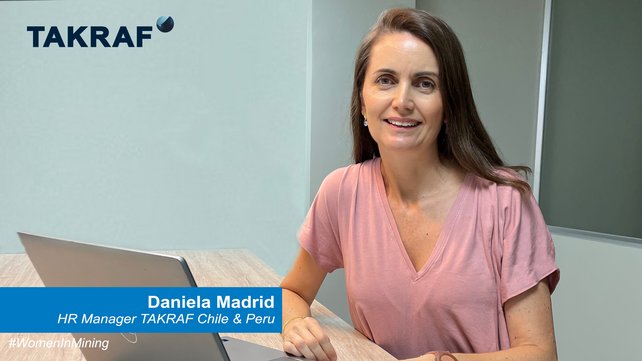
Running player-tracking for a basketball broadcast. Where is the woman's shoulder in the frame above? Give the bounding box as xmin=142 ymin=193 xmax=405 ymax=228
xmin=316 ymin=159 xmax=379 ymax=205
xmin=467 ymin=167 xmax=532 ymax=203
xmin=321 ymin=159 xmax=378 ymax=187
xmin=465 ymin=168 xmax=546 ymax=239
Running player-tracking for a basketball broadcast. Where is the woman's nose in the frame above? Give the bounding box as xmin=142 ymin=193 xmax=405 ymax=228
xmin=391 ymin=84 xmax=414 ymax=113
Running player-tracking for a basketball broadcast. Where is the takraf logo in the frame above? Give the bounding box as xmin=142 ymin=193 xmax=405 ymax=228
xmin=156 ymin=16 xmax=174 ymax=33
xmin=27 ymin=16 xmax=173 ymax=48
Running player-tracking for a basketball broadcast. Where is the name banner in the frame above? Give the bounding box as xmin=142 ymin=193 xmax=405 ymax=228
xmin=0 ymin=287 xmax=281 ymax=333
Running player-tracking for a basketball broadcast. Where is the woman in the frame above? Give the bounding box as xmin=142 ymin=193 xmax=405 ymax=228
xmin=280 ymin=8 xmax=559 ymax=361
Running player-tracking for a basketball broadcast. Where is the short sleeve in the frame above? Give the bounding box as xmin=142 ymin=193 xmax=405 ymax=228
xmin=297 ymin=169 xmax=345 ymax=273
xmin=499 ymin=188 xmax=560 ymax=304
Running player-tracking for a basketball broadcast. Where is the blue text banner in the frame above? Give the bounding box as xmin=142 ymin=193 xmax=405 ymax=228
xmin=0 ymin=287 xmax=281 ymax=333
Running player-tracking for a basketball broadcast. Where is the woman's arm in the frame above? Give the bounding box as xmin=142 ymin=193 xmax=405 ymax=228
xmin=404 ymin=280 xmax=557 ymax=361
xmin=280 ymin=247 xmax=337 ymax=361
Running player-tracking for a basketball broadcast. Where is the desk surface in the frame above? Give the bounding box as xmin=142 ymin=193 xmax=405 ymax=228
xmin=0 ymin=250 xmax=395 ymax=361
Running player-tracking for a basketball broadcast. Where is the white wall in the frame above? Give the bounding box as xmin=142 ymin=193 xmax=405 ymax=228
xmin=0 ymin=0 xmax=310 ymax=274
xmin=552 ymin=229 xmax=642 ymax=360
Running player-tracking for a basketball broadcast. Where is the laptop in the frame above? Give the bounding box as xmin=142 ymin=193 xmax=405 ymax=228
xmin=18 ymin=232 xmax=302 ymax=361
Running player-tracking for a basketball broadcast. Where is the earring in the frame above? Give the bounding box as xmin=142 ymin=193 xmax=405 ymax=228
xmin=363 ymin=118 xmax=368 ymax=127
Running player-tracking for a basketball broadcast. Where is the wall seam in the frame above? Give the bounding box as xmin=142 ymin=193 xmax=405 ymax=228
xmin=533 ymin=0 xmax=552 ymax=201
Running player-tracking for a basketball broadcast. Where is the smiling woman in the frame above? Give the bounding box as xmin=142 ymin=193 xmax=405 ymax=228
xmin=360 ymin=31 xmax=444 ymax=158
xmin=280 ymin=7 xmax=560 ymax=361
xmin=350 ymin=10 xmax=531 ymax=195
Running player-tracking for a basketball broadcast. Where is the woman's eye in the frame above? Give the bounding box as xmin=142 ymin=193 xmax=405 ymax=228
xmin=375 ymin=76 xmax=394 ymax=86
xmin=417 ymin=79 xmax=436 ymax=91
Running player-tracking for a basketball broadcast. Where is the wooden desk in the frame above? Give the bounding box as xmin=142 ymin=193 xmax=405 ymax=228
xmin=0 ymin=250 xmax=395 ymax=360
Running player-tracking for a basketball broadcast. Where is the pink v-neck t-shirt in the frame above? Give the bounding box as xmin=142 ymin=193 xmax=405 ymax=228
xmin=298 ymin=158 xmax=560 ymax=359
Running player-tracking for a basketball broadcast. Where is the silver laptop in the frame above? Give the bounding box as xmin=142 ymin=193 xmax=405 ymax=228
xmin=18 ymin=232 xmax=301 ymax=361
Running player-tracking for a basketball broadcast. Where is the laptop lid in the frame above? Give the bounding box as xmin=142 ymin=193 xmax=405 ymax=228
xmin=18 ymin=232 xmax=296 ymax=361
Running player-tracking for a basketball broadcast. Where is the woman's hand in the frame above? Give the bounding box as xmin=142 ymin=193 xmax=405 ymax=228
xmin=282 ymin=316 xmax=337 ymax=361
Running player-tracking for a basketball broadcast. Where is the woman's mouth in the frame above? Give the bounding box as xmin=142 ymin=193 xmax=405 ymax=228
xmin=384 ymin=119 xmax=420 ymax=128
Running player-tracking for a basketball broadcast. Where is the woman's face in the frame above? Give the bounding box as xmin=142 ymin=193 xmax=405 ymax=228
xmin=361 ymin=31 xmax=444 ymax=157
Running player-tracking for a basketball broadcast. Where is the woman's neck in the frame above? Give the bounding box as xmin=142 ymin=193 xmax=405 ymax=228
xmin=379 ymin=149 xmax=462 ymax=204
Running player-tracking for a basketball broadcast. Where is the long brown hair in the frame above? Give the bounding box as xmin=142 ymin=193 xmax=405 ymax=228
xmin=350 ymin=8 xmax=531 ymax=194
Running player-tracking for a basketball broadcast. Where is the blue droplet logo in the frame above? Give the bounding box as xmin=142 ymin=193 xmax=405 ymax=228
xmin=156 ymin=16 xmax=174 ymax=33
